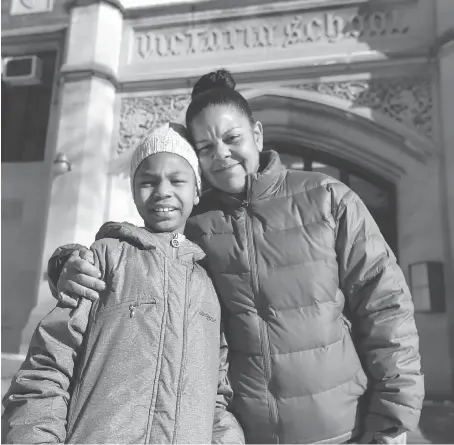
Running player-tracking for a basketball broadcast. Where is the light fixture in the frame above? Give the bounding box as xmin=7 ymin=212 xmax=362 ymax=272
xmin=52 ymin=152 xmax=71 ymax=176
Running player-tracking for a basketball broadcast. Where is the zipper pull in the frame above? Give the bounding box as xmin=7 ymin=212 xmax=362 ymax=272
xmin=129 ymin=302 xmax=139 ymax=318
xmin=170 ymin=232 xmax=180 ymax=248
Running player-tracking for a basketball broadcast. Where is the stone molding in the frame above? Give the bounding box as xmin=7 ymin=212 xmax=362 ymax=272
xmin=292 ymin=77 xmax=433 ymax=139
xmin=65 ymin=0 xmax=124 ymax=14
xmin=59 ymin=62 xmax=119 ymax=88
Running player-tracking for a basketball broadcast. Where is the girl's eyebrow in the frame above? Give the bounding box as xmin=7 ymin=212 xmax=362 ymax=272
xmin=140 ymin=170 xmax=190 ymax=177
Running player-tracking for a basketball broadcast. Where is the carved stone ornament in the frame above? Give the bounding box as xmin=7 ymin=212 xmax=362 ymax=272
xmin=294 ymin=78 xmax=432 ymax=139
xmin=118 ymin=94 xmax=190 ymax=155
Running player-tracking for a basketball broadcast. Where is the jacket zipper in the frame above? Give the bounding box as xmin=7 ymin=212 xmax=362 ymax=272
xmin=129 ymin=299 xmax=157 ymax=318
xmin=243 ymin=180 xmax=280 ymax=443
xmin=172 ymin=268 xmax=190 ymax=443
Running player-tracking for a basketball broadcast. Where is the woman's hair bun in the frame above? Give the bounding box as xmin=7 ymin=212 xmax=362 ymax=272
xmin=191 ymin=69 xmax=236 ymax=99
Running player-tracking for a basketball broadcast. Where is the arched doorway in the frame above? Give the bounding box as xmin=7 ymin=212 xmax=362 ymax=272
xmin=266 ymin=141 xmax=398 ymax=256
xmin=243 ymin=86 xmax=434 ymax=269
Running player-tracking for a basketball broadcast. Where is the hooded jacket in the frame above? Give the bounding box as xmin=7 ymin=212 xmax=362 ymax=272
xmin=43 ymin=151 xmax=423 ymax=444
xmin=2 ymin=222 xmax=244 ymax=444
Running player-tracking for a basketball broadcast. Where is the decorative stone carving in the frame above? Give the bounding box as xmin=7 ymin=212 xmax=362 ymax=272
xmin=118 ymin=94 xmax=190 ymax=155
xmin=294 ymin=78 xmax=432 ymax=139
xmin=10 ymin=0 xmax=54 ymax=15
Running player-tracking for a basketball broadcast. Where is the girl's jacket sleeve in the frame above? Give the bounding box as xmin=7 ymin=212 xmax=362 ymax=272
xmin=2 ymin=246 xmax=104 ymax=444
xmin=332 ymin=182 xmax=424 ymax=435
xmin=1 ymin=298 xmax=92 ymax=444
xmin=212 ymin=323 xmax=245 ymax=444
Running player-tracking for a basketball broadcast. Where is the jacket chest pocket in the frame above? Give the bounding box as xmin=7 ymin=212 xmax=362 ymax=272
xmin=94 ymin=297 xmax=157 ymax=321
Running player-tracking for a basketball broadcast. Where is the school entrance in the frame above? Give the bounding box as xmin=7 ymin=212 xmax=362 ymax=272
xmin=2 ymin=0 xmax=453 ymax=399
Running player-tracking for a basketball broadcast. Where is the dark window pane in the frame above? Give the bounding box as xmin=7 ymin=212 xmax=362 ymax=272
xmin=349 ymin=174 xmax=389 ymax=208
xmin=1 ymin=51 xmax=56 ymax=163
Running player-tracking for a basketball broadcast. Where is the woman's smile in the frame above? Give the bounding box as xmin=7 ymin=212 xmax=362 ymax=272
xmin=213 ymin=162 xmax=241 ymax=173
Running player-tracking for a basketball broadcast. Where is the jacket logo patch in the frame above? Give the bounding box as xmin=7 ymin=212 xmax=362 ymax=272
xmin=199 ymin=311 xmax=216 ymax=323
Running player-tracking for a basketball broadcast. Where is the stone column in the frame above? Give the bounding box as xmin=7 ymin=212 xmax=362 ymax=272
xmin=19 ymin=0 xmax=124 ymax=350
xmin=434 ymin=0 xmax=454 ymax=396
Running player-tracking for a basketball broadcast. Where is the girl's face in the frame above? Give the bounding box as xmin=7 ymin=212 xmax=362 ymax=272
xmin=133 ymin=153 xmax=199 ymax=233
xmin=189 ymin=104 xmax=263 ymax=194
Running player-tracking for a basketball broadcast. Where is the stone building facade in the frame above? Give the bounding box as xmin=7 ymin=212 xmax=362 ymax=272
xmin=2 ymin=0 xmax=454 ymax=397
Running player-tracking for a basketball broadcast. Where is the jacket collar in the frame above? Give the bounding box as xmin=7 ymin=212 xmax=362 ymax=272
xmin=216 ymin=150 xmax=286 ymax=209
xmin=95 ymin=221 xmax=205 ymax=262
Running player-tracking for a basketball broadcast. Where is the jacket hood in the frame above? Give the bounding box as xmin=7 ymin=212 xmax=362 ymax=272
xmin=95 ymin=221 xmax=205 ymax=262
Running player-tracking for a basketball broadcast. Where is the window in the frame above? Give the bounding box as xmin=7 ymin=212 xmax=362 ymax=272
xmin=409 ymin=261 xmax=446 ymax=313
xmin=1 ymin=51 xmax=56 ymax=163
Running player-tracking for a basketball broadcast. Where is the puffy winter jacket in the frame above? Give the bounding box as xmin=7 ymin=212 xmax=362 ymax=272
xmin=44 ymin=151 xmax=424 ymax=444
xmin=184 ymin=151 xmax=424 ymax=443
xmin=2 ymin=222 xmax=244 ymax=444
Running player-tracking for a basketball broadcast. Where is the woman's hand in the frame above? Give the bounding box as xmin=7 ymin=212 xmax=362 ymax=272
xmin=57 ymin=248 xmax=106 ymax=307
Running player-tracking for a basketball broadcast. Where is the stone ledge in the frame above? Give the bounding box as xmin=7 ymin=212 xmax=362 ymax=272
xmin=59 ymin=62 xmax=119 ymax=88
xmin=65 ymin=0 xmax=124 ymax=14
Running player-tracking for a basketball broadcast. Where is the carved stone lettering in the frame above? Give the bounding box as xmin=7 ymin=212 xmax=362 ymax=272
xmin=283 ymin=16 xmax=306 ymax=47
xmin=132 ymin=8 xmax=410 ymax=61
xmin=137 ymin=33 xmax=155 ymax=59
xmin=257 ymin=25 xmax=275 ymax=47
xmin=325 ymin=13 xmax=344 ymax=42
xmin=205 ymin=29 xmax=224 ymax=52
xmin=294 ymin=78 xmax=432 ymax=139
xmin=306 ymin=18 xmax=323 ymax=42
xmin=187 ymin=28 xmax=206 ymax=53
xmin=224 ymin=26 xmax=238 ymax=50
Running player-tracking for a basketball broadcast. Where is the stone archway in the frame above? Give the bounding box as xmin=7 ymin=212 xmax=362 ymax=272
xmin=238 ymin=87 xmax=441 ymax=277
xmin=242 ymin=87 xmax=434 ymax=182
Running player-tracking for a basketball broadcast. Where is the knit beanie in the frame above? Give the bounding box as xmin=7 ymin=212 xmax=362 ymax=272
xmin=130 ymin=122 xmax=201 ymax=195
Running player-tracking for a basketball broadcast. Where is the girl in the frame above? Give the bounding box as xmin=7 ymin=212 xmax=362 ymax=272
xmin=2 ymin=123 xmax=244 ymax=444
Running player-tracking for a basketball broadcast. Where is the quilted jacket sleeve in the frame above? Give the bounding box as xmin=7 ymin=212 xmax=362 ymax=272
xmin=2 ymin=246 xmax=106 ymax=444
xmin=212 ymin=322 xmax=245 ymax=444
xmin=1 ymin=297 xmax=92 ymax=444
xmin=332 ymin=182 xmax=424 ymax=435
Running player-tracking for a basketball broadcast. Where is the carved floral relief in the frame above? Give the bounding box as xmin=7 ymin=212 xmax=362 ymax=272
xmin=294 ymin=78 xmax=433 ymax=139
xmin=118 ymin=95 xmax=190 ymax=154
xmin=117 ymin=77 xmax=432 ymax=160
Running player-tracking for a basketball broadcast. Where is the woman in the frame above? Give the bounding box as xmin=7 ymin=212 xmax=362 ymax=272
xmin=46 ymin=70 xmax=424 ymax=444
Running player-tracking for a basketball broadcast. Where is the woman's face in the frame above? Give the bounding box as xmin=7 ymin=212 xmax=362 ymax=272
xmin=189 ymin=104 xmax=263 ymax=194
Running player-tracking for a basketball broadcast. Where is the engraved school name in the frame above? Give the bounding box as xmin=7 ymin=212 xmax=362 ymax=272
xmin=135 ymin=10 xmax=409 ymax=59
